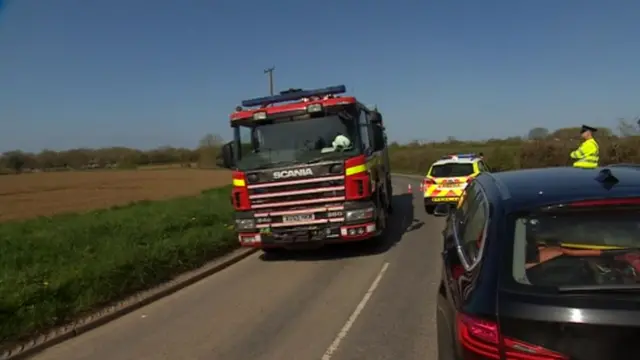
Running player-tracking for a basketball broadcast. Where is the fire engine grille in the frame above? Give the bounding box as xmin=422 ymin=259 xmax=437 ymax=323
xmin=248 ymin=176 xmax=345 ymax=210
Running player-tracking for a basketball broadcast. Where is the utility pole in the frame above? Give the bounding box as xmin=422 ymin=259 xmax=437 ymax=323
xmin=264 ymin=66 xmax=275 ymax=95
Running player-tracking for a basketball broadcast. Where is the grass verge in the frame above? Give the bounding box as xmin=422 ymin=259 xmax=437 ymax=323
xmin=0 ymin=186 xmax=236 ymax=347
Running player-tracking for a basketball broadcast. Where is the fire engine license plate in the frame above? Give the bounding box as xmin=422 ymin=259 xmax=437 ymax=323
xmin=282 ymin=214 xmax=315 ymax=223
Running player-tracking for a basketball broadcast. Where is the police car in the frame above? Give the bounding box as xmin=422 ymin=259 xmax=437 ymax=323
xmin=422 ymin=153 xmax=490 ymax=214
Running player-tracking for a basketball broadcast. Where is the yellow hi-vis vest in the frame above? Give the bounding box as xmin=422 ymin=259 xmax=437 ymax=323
xmin=570 ymin=138 xmax=599 ymax=169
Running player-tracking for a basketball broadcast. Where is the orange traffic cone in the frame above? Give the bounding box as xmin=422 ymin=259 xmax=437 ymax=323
xmin=407 ymin=184 xmax=412 ymax=194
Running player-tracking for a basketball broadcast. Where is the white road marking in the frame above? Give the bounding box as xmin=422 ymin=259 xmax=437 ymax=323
xmin=321 ymin=262 xmax=390 ymax=360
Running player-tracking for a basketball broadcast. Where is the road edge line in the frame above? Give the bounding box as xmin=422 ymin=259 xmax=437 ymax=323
xmin=322 ymin=262 xmax=390 ymax=360
xmin=1 ymin=247 xmax=258 ymax=360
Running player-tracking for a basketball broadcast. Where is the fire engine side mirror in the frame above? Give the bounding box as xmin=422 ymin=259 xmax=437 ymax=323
xmin=372 ymin=124 xmax=386 ymax=152
xmin=221 ymin=142 xmax=236 ymax=169
xmin=370 ymin=111 xmax=383 ymax=124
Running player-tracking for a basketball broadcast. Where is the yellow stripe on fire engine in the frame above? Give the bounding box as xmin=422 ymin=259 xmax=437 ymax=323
xmin=232 ymin=178 xmax=246 ymax=187
xmin=346 ymin=164 xmax=367 ymax=176
xmin=345 ymin=157 xmax=379 ymax=176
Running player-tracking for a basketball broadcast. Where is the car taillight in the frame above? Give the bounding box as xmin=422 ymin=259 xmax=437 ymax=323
xmin=456 ymin=313 xmax=568 ymax=360
xmin=421 ymin=178 xmax=435 ymax=192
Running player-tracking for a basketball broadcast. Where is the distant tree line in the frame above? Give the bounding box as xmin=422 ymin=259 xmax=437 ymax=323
xmin=0 ymin=134 xmax=226 ymax=174
xmin=525 ymin=118 xmax=640 ymax=140
xmin=3 ymin=118 xmax=639 ymax=174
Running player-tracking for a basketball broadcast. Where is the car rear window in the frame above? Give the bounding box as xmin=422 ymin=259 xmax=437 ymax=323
xmin=430 ymin=163 xmax=474 ymax=178
xmin=512 ymin=209 xmax=640 ymax=288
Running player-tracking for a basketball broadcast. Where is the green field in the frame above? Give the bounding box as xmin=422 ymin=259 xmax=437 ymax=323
xmin=0 ymin=186 xmax=236 ymax=346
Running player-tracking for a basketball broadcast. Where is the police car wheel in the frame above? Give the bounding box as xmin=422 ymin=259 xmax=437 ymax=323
xmin=425 ymin=205 xmax=435 ymax=215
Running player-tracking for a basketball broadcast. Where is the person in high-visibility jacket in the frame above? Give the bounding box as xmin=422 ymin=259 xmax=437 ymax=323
xmin=570 ymin=125 xmax=599 ymax=169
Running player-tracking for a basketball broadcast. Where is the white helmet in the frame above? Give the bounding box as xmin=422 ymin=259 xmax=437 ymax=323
xmin=332 ymin=134 xmax=351 ymax=149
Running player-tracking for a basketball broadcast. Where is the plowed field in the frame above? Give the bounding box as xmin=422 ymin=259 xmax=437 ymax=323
xmin=0 ymin=169 xmax=230 ymax=222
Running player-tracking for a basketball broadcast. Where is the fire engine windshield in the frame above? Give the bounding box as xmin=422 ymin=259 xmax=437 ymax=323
xmin=233 ymin=115 xmax=360 ymax=170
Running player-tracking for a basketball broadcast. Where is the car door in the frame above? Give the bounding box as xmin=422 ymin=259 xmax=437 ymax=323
xmin=455 ymin=190 xmax=489 ymax=303
xmin=439 ymin=183 xmax=491 ymax=359
xmin=436 ymin=182 xmax=483 ymax=358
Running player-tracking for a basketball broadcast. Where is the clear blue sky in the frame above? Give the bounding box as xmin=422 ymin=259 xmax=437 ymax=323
xmin=1 ymin=0 xmax=639 ymax=152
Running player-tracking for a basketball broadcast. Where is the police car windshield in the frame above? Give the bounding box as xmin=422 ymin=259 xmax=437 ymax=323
xmin=235 ymin=115 xmax=359 ymax=170
xmin=430 ymin=163 xmax=474 ymax=178
xmin=510 ymin=208 xmax=640 ymax=290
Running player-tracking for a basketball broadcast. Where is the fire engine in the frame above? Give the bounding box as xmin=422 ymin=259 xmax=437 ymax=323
xmin=220 ymin=85 xmax=393 ymax=253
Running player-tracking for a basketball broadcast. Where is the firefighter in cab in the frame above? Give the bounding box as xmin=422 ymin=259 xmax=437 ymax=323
xmin=570 ymin=125 xmax=600 ymax=169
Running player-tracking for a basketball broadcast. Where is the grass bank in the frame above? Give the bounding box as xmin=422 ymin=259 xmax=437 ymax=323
xmin=0 ymin=186 xmax=236 ymax=347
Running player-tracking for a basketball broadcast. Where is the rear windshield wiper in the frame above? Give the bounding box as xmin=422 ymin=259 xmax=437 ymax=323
xmin=557 ymin=284 xmax=640 ymax=293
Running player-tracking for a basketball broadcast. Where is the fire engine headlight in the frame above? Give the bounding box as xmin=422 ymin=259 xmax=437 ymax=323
xmin=329 ymin=164 xmax=343 ymax=174
xmin=247 ymin=173 xmax=258 ymax=182
xmin=253 ymin=112 xmax=267 ymax=120
xmin=345 ymin=208 xmax=375 ymax=221
xmin=306 ymin=104 xmax=323 ymax=113
xmin=235 ymin=218 xmax=256 ymax=230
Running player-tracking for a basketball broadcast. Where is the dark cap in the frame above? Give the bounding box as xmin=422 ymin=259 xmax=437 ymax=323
xmin=580 ymin=125 xmax=597 ymax=134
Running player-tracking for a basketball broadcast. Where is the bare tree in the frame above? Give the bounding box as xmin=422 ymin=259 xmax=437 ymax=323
xmin=617 ymin=117 xmax=640 ymax=137
xmin=527 ymin=127 xmax=549 ymax=140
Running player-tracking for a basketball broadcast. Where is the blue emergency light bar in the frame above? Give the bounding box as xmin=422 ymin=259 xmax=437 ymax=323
xmin=241 ymin=85 xmax=347 ymax=108
xmin=441 ymin=153 xmax=479 ymax=160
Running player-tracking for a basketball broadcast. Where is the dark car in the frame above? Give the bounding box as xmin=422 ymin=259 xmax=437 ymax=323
xmin=436 ymin=166 xmax=640 ymax=360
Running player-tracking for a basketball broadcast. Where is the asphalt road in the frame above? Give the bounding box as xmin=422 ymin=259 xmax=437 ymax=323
xmin=32 ymin=175 xmax=444 ymax=360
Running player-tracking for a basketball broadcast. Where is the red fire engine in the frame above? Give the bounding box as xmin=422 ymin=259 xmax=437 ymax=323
xmin=220 ymin=85 xmax=393 ymax=253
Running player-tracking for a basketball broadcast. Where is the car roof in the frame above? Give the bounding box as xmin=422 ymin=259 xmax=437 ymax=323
xmin=432 ymin=158 xmax=480 ymax=166
xmin=482 ymin=166 xmax=640 ymax=211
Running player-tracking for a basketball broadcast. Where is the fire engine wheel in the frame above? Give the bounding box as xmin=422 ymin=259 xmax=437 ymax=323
xmin=385 ymin=180 xmax=393 ymax=214
xmin=374 ymin=205 xmax=387 ymax=239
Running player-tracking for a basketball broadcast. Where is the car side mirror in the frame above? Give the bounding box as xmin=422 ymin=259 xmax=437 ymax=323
xmin=433 ymin=204 xmax=451 ymax=217
xmin=364 ymin=147 xmax=374 ymax=156
xmin=221 ymin=142 xmax=236 ymax=169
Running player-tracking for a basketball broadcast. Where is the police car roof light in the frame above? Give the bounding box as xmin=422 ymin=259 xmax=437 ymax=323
xmin=440 ymin=153 xmax=478 ymax=160
xmin=241 ymin=85 xmax=347 ymax=108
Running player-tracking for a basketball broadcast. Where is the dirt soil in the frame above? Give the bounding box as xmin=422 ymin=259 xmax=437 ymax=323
xmin=0 ymin=169 xmax=231 ymax=222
